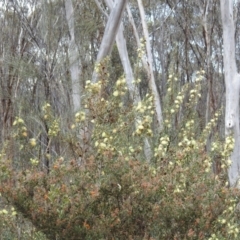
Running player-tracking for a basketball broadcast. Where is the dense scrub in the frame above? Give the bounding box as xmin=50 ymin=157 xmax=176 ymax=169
xmin=0 ymin=71 xmax=240 ymax=239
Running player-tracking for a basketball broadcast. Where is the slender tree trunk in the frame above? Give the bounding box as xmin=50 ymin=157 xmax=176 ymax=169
xmin=92 ymin=0 xmax=128 ymax=83
xmin=201 ymin=0 xmax=211 ymax=126
xmin=65 ymin=0 xmax=81 ymax=112
xmin=103 ymin=0 xmax=152 ymax=161
xmin=220 ymin=0 xmax=240 ymax=186
xmin=130 ymin=1 xmax=163 ymax=131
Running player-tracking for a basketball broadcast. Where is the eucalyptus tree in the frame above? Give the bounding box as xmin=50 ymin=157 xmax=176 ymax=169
xmin=0 ymin=1 xmax=30 ymax=159
xmin=65 ymin=0 xmax=82 ymax=113
xmin=92 ymin=0 xmax=128 ymax=83
xmin=94 ymin=0 xmax=152 ymax=160
xmin=137 ymin=0 xmax=163 ymax=131
xmin=220 ymin=0 xmax=240 ymax=186
xmin=2 ymin=0 xmax=73 ymax=171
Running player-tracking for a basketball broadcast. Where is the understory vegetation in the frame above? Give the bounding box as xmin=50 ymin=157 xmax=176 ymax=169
xmin=0 ymin=68 xmax=240 ymax=240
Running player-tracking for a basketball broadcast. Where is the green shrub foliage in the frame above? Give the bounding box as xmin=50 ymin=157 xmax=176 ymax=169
xmin=1 ymin=69 xmax=240 ymax=239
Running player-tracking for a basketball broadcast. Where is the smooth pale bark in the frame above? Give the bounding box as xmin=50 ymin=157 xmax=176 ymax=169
xmin=103 ymin=0 xmax=152 ymax=161
xmin=65 ymin=0 xmax=81 ymax=112
xmin=220 ymin=0 xmax=240 ymax=186
xmin=126 ymin=3 xmax=152 ymax=81
xmin=104 ymin=0 xmax=138 ymax=101
xmin=201 ymin=0 xmax=211 ymax=126
xmin=126 ymin=4 xmax=141 ymax=46
xmin=130 ymin=1 xmax=163 ymax=131
xmin=92 ymin=0 xmax=128 ymax=83
xmin=65 ymin=0 xmax=87 ymax=166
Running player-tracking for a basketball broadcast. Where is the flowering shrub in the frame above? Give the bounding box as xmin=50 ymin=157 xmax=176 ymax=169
xmin=0 ymin=69 xmax=240 ymax=239
xmin=0 ymin=197 xmax=46 ymax=240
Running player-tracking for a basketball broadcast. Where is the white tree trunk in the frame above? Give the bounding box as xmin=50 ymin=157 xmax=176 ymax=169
xmin=103 ymin=0 xmax=139 ymax=101
xmin=220 ymin=0 xmax=240 ymax=186
xmin=131 ymin=1 xmax=163 ymax=131
xmin=92 ymin=0 xmax=128 ymax=83
xmin=65 ymin=0 xmax=81 ymax=112
xmin=104 ymin=0 xmax=152 ymax=161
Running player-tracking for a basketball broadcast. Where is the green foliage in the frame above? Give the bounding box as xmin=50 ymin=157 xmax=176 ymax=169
xmin=0 ymin=69 xmax=240 ymax=239
xmin=0 ymin=200 xmax=46 ymax=240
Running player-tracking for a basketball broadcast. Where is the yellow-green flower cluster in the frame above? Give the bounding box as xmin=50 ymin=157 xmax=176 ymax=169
xmin=216 ymin=199 xmax=239 ymax=239
xmin=226 ymin=222 xmax=239 ymax=239
xmin=188 ymin=70 xmax=204 ymax=102
xmin=132 ymin=78 xmax=141 ymax=85
xmin=13 ymin=117 xmax=28 ymax=138
xmin=128 ymin=146 xmax=142 ymax=157
xmin=94 ymin=63 xmax=101 ymax=73
xmin=177 ymin=120 xmax=197 ymax=151
xmin=173 ymin=185 xmax=184 ymax=193
xmin=30 ymin=158 xmax=39 ymax=166
xmin=75 ymin=111 xmax=86 ymax=123
xmin=42 ymin=103 xmax=51 ymax=120
xmin=189 ymin=88 xmax=201 ymax=102
xmin=173 ymin=172 xmax=187 ymax=193
xmin=115 ymin=78 xmax=126 ymax=88
xmin=164 ymin=119 xmax=171 ymax=129
xmin=13 ymin=117 xmax=25 ymax=126
xmin=29 ymin=138 xmax=37 ymax=147
xmin=149 ymin=166 xmax=157 ymax=177
xmin=154 ymin=135 xmax=169 ymax=157
xmin=42 ymin=103 xmax=51 ymax=111
xmin=178 ymin=137 xmax=196 ymax=148
xmin=168 ymin=74 xmax=178 ymax=82
xmin=94 ymin=57 xmax=110 ymax=76
xmin=173 ymin=182 xmax=185 ymax=193
xmin=173 ymin=94 xmax=184 ymax=111
xmin=211 ymin=141 xmax=220 ymax=152
xmin=167 ymin=82 xmax=187 ymax=115
xmin=188 ymin=87 xmax=201 ymax=104
xmin=183 ymin=120 xmax=195 ymax=137
xmin=85 ymin=80 xmax=102 ymax=94
xmin=113 ymin=78 xmax=127 ymax=97
xmin=135 ymin=94 xmax=154 ymax=115
xmin=223 ymin=136 xmax=235 ymax=156
xmin=11 ymin=207 xmax=17 ymax=216
xmin=194 ymin=70 xmax=205 ymax=82
xmin=203 ymin=157 xmax=212 ymax=173
xmin=220 ymin=136 xmax=234 ymax=169
xmin=167 ymin=74 xmax=178 ymax=88
xmin=137 ymin=38 xmax=146 ymax=58
xmin=135 ymin=101 xmax=145 ymax=114
xmin=42 ymin=103 xmax=60 ymax=138
xmin=165 ymin=74 xmax=181 ymax=99
xmin=95 ymin=132 xmax=114 ymax=153
xmin=185 ymin=119 xmax=195 ymax=129
xmin=95 ymin=141 xmax=110 ymax=152
xmin=0 ymin=209 xmax=8 ymax=215
xmin=202 ymin=111 xmax=221 ymax=137
xmin=166 ymin=74 xmax=175 ymax=93
xmin=134 ymin=116 xmax=152 ymax=136
xmin=128 ymin=146 xmax=142 ymax=156
xmin=132 ymin=94 xmax=154 ymax=137
xmin=0 ymin=207 xmax=16 ymax=216
xmin=48 ymin=119 xmax=60 ymax=137
xmin=208 ymin=233 xmax=219 ymax=240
